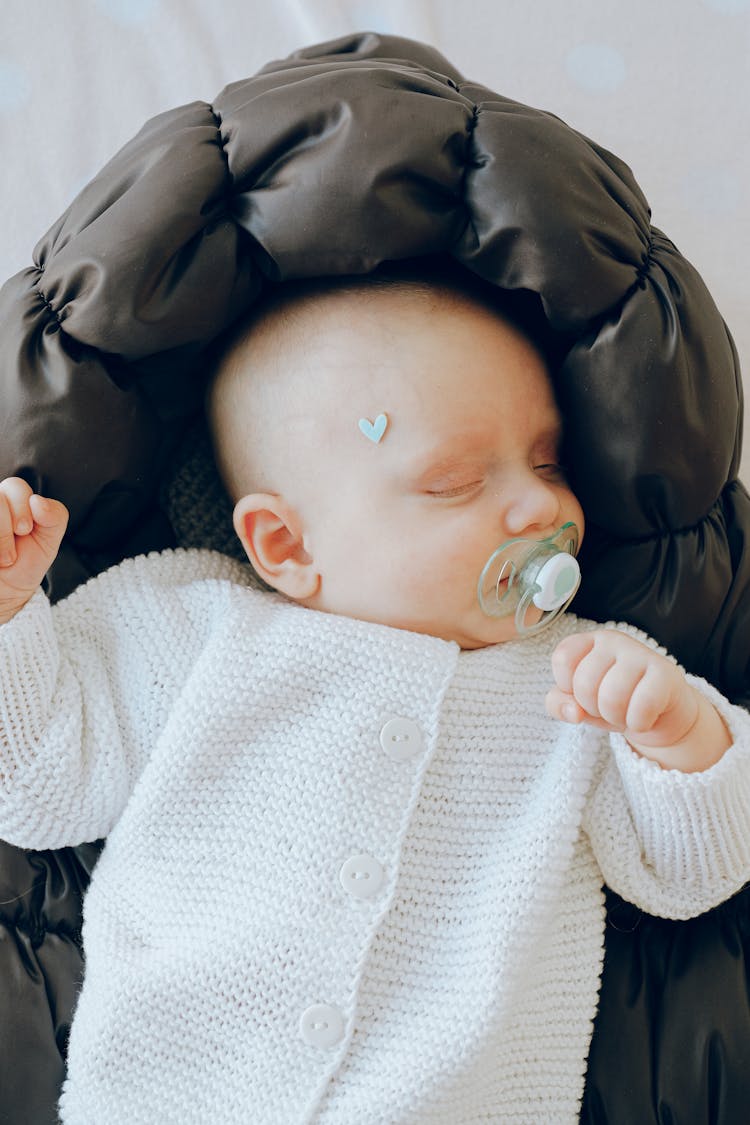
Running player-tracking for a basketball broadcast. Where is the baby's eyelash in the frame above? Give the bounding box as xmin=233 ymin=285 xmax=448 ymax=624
xmin=534 ymin=462 xmax=567 ymax=479
xmin=426 ymin=480 xmax=483 ymax=498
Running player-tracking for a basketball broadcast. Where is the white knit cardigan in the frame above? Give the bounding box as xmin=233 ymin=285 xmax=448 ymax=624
xmin=1 ymin=548 xmax=749 ymax=1125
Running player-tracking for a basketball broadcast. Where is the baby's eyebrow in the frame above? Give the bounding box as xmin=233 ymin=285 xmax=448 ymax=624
xmin=406 ymin=446 xmax=490 ymax=485
xmin=535 ymin=419 xmax=564 ymax=447
xmin=408 ymin=416 xmax=564 ymax=478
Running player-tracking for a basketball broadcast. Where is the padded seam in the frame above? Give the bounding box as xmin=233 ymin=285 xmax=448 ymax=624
xmin=457 ymin=100 xmax=481 ymax=246
xmin=0 ymin=915 xmax=83 ymax=950
xmin=635 ymin=237 xmax=654 ymax=290
xmin=592 ymin=486 xmax=739 ymax=545
xmin=32 ymin=268 xmax=63 ymax=330
xmin=207 ymin=103 xmax=231 ymax=176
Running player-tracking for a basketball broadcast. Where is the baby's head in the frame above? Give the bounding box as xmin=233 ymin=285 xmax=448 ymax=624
xmin=206 ymin=263 xmax=584 ymax=649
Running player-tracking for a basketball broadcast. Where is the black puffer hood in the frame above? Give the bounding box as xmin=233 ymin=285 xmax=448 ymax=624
xmin=0 ymin=30 xmax=747 ymax=707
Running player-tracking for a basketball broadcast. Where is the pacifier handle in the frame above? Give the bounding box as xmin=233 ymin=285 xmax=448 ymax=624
xmin=531 ymin=553 xmax=581 ymax=612
xmin=514 ymin=552 xmax=581 ymax=635
xmin=477 ymin=522 xmax=581 ymax=636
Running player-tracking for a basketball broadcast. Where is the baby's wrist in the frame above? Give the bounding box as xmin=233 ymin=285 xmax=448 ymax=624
xmin=0 ymin=590 xmax=37 ymax=627
xmin=626 ymin=687 xmax=732 ymax=773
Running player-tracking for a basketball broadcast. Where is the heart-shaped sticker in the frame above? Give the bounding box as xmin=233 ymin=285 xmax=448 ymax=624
xmin=358 ymin=413 xmax=388 ymax=443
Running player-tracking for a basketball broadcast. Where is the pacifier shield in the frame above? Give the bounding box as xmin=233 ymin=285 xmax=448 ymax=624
xmin=477 ymin=522 xmax=581 ymax=636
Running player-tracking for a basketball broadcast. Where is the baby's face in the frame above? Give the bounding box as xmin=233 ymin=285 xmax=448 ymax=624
xmin=241 ymin=289 xmax=584 ymax=649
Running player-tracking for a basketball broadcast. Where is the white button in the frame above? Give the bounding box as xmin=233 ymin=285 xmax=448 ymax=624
xmin=299 ymin=1003 xmax=345 ymax=1049
xmin=379 ymin=717 xmax=424 ymax=762
xmin=339 ymin=854 xmax=384 ymax=900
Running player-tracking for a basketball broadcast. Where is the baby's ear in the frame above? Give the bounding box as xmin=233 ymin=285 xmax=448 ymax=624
xmin=233 ymin=494 xmax=320 ymax=600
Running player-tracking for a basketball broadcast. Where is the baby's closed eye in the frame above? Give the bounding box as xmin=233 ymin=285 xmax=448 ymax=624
xmin=533 ymin=461 xmax=568 ymax=481
xmin=424 ymin=477 xmax=485 ymax=499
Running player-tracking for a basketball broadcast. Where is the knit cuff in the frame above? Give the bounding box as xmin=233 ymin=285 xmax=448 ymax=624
xmin=610 ymin=677 xmax=750 ymax=890
xmin=0 ymin=589 xmax=59 ymax=783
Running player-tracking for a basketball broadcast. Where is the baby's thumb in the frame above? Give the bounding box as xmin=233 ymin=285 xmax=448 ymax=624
xmin=29 ymin=494 xmax=69 ymax=554
xmin=546 ymin=686 xmax=585 ymax=725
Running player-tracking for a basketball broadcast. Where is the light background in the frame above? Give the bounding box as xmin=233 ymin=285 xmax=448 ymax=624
xmin=1 ymin=0 xmax=748 ymax=478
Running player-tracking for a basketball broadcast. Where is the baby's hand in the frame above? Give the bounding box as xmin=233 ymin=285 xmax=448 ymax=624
xmin=0 ymin=477 xmax=68 ymax=625
xmin=546 ymin=629 xmax=732 ymax=772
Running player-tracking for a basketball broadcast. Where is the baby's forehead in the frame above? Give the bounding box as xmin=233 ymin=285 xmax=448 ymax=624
xmin=246 ymin=279 xmax=535 ymax=371
xmin=216 ymin=276 xmax=554 ymax=442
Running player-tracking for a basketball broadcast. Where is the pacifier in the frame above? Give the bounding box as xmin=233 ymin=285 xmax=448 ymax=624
xmin=477 ymin=522 xmax=581 ymax=636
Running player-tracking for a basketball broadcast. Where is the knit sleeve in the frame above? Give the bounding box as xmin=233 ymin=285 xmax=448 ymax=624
xmin=582 ymin=676 xmax=750 ymax=919
xmin=0 ymin=548 xmax=249 ymax=850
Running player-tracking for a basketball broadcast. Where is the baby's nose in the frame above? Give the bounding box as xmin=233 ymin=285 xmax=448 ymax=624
xmin=502 ymin=475 xmax=561 ymax=537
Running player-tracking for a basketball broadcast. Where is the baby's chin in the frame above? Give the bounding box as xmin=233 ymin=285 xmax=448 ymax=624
xmin=425 ymin=615 xmax=531 ymax=650
xmin=464 ymin=607 xmax=551 ymax=648
xmin=308 ymin=597 xmax=530 ymax=649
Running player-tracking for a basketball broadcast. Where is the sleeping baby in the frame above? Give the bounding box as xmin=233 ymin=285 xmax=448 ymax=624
xmin=0 ymin=266 xmax=749 ymax=1123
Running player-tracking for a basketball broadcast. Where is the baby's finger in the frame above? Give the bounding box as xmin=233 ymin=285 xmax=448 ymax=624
xmin=546 ymin=686 xmax=586 ymax=724
xmin=569 ymin=644 xmax=621 ymax=721
xmin=594 ymin=659 xmax=649 ymax=731
xmin=550 ymin=632 xmax=597 ymax=693
xmin=0 ymin=476 xmax=35 ymax=537
xmin=545 ymin=687 xmax=612 ymax=730
xmin=28 ymin=494 xmax=69 ymax=529
xmin=0 ymin=493 xmax=16 ymax=565
xmin=624 ymin=662 xmax=677 ymax=734
xmin=0 ymin=477 xmax=34 ymax=565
